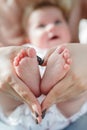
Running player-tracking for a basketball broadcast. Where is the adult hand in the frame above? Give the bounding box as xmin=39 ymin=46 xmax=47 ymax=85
xmin=41 ymin=44 xmax=87 ymax=112
xmin=0 ymin=46 xmax=42 ymax=122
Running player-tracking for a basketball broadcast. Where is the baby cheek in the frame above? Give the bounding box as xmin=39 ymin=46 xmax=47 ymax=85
xmin=61 ymin=29 xmax=71 ymax=43
xmin=65 ymin=31 xmax=71 ymax=43
xmin=38 ymin=34 xmax=47 ymax=47
xmin=32 ymin=29 xmax=48 ymax=48
xmin=64 ymin=26 xmax=71 ymax=42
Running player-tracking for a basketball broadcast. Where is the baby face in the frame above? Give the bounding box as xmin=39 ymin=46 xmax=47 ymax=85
xmin=28 ymin=6 xmax=71 ymax=49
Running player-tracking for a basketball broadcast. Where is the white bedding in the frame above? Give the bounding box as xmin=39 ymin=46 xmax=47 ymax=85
xmin=79 ymin=19 xmax=87 ymax=44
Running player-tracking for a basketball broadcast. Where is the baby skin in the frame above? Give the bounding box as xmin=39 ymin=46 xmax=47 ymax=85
xmin=41 ymin=46 xmax=72 ymax=95
xmin=14 ymin=47 xmax=41 ymax=97
xmin=14 ymin=46 xmax=71 ymax=97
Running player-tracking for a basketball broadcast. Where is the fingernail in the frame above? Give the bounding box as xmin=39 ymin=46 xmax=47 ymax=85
xmin=35 ymin=119 xmax=38 ymax=124
xmin=42 ymin=109 xmax=46 ymax=119
xmin=35 ymin=111 xmax=39 ymax=117
xmin=37 ymin=56 xmax=44 ymax=65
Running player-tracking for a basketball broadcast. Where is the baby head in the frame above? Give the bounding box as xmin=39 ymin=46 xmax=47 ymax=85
xmin=23 ymin=1 xmax=71 ymax=49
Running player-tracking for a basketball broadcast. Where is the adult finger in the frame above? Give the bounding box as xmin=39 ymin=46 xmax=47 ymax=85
xmin=0 ymin=74 xmax=42 ymax=122
xmin=41 ymin=72 xmax=74 ymax=111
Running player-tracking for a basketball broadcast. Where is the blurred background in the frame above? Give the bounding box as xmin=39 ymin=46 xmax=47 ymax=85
xmin=0 ymin=0 xmax=87 ymax=46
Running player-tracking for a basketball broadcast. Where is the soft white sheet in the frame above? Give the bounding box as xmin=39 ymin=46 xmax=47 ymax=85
xmin=79 ymin=19 xmax=87 ymax=44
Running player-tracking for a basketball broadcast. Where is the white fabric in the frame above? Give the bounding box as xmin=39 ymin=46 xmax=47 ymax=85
xmin=1 ymin=99 xmax=87 ymax=130
xmin=79 ymin=19 xmax=87 ymax=44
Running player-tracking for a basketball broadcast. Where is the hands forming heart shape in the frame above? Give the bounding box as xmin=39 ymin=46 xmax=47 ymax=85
xmin=14 ymin=46 xmax=71 ymax=96
xmin=14 ymin=46 xmax=71 ymax=122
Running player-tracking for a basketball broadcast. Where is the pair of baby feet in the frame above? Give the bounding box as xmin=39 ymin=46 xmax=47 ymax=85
xmin=14 ymin=46 xmax=72 ymax=97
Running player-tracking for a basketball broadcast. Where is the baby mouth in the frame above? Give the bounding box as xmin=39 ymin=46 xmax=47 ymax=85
xmin=50 ymin=35 xmax=59 ymax=40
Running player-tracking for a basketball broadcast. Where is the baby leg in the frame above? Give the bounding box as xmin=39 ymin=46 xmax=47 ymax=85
xmin=41 ymin=46 xmax=72 ymax=95
xmin=14 ymin=48 xmax=41 ymax=97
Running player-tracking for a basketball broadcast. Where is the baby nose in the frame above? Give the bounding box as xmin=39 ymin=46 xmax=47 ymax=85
xmin=46 ymin=24 xmax=55 ymax=32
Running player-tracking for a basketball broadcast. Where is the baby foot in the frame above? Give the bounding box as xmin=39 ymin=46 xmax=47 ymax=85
xmin=14 ymin=48 xmax=41 ymax=97
xmin=41 ymin=46 xmax=72 ymax=95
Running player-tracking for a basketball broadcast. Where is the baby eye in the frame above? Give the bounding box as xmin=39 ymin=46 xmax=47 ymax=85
xmin=54 ymin=20 xmax=61 ymax=25
xmin=38 ymin=24 xmax=45 ymax=28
